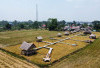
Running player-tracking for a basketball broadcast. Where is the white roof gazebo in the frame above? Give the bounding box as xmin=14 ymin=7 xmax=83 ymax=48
xmin=57 ymin=33 xmax=62 ymax=37
xmin=36 ymin=36 xmax=43 ymax=42
xmin=64 ymin=32 xmax=69 ymax=35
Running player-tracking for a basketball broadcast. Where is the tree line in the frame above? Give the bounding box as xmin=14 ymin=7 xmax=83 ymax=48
xmin=0 ymin=18 xmax=100 ymax=32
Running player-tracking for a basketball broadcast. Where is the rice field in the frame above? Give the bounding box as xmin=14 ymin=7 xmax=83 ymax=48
xmin=0 ymin=29 xmax=63 ymax=46
xmin=2 ymin=30 xmax=100 ymax=66
xmin=0 ymin=50 xmax=39 ymax=68
xmin=51 ymin=36 xmax=100 ymax=68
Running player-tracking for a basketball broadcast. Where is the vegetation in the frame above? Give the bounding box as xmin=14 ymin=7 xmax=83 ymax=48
xmin=1 ymin=19 xmax=100 ymax=32
xmin=1 ymin=30 xmax=100 ymax=66
xmin=51 ymin=37 xmax=100 ymax=68
xmin=92 ymin=21 xmax=100 ymax=31
xmin=0 ymin=30 xmax=63 ymax=46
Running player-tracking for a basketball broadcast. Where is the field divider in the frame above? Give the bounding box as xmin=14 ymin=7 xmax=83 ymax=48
xmin=35 ymin=33 xmax=82 ymax=50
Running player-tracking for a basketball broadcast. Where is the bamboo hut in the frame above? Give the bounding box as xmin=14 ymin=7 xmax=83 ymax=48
xmin=20 ymin=41 xmax=36 ymax=56
xmin=83 ymin=29 xmax=92 ymax=34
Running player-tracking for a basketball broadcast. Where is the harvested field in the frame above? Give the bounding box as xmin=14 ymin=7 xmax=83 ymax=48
xmin=0 ymin=29 xmax=63 ymax=46
xmin=2 ymin=30 xmax=100 ymax=66
xmin=50 ymin=37 xmax=100 ymax=68
xmin=0 ymin=50 xmax=39 ymax=68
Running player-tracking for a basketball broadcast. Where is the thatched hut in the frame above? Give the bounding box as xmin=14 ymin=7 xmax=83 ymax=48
xmin=20 ymin=41 xmax=36 ymax=56
xmin=89 ymin=34 xmax=96 ymax=39
xmin=36 ymin=36 xmax=43 ymax=42
xmin=84 ymin=31 xmax=91 ymax=34
xmin=57 ymin=33 xmax=62 ymax=37
xmin=83 ymin=28 xmax=92 ymax=35
xmin=64 ymin=32 xmax=69 ymax=36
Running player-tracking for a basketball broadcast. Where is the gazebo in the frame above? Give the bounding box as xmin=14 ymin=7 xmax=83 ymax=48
xmin=64 ymin=32 xmax=69 ymax=36
xmin=57 ymin=33 xmax=62 ymax=37
xmin=89 ymin=34 xmax=96 ymax=39
xmin=36 ymin=36 xmax=43 ymax=42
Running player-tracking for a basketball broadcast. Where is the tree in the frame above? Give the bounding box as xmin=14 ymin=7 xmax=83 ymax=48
xmin=92 ymin=21 xmax=100 ymax=31
xmin=5 ymin=23 xmax=12 ymax=30
xmin=19 ymin=24 xmax=25 ymax=29
xmin=48 ymin=18 xmax=58 ymax=31
xmin=81 ymin=23 xmax=88 ymax=28
xmin=73 ymin=21 xmax=77 ymax=26
xmin=57 ymin=20 xmax=66 ymax=31
xmin=32 ymin=21 xmax=39 ymax=29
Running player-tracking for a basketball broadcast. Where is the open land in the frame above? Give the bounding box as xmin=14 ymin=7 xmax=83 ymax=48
xmin=0 ymin=30 xmax=100 ymax=67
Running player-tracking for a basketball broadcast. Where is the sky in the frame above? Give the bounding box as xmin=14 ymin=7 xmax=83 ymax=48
xmin=0 ymin=0 xmax=100 ymax=21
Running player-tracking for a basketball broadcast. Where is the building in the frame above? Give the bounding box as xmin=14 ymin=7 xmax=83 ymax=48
xmin=20 ymin=41 xmax=36 ymax=56
xmin=89 ymin=34 xmax=96 ymax=39
xmin=36 ymin=36 xmax=43 ymax=42
xmin=57 ymin=33 xmax=62 ymax=37
xmin=64 ymin=32 xmax=69 ymax=35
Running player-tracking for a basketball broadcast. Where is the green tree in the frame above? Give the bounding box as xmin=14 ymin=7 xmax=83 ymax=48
xmin=48 ymin=18 xmax=58 ymax=31
xmin=32 ymin=21 xmax=39 ymax=29
xmin=19 ymin=24 xmax=25 ymax=29
xmin=57 ymin=20 xmax=66 ymax=31
xmin=81 ymin=23 xmax=88 ymax=28
xmin=73 ymin=21 xmax=77 ymax=26
xmin=5 ymin=23 xmax=12 ymax=30
xmin=92 ymin=21 xmax=100 ymax=31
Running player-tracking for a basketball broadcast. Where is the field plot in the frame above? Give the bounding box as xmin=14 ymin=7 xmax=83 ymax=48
xmin=0 ymin=29 xmax=63 ymax=46
xmin=0 ymin=50 xmax=38 ymax=68
xmin=51 ymin=36 xmax=100 ymax=68
xmin=2 ymin=30 xmax=100 ymax=66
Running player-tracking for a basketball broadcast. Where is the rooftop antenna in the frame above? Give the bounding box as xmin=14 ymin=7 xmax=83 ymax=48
xmin=36 ymin=4 xmax=38 ymax=21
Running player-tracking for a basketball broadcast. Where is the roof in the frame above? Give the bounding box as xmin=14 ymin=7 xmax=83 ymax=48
xmin=20 ymin=41 xmax=36 ymax=50
xmin=71 ymin=26 xmax=80 ymax=29
xmin=57 ymin=33 xmax=62 ymax=35
xmin=36 ymin=36 xmax=43 ymax=40
xmin=64 ymin=32 xmax=69 ymax=34
xmin=90 ymin=34 xmax=96 ymax=37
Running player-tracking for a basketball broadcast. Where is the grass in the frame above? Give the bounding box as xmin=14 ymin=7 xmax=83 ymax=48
xmin=0 ymin=30 xmax=100 ymax=67
xmin=50 ymin=37 xmax=100 ymax=68
xmin=0 ymin=29 xmax=63 ymax=46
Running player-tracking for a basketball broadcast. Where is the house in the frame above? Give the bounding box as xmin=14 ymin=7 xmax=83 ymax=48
xmin=36 ymin=36 xmax=43 ymax=42
xmin=20 ymin=41 xmax=36 ymax=56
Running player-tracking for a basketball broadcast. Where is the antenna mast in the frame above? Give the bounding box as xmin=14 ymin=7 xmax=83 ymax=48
xmin=36 ymin=4 xmax=38 ymax=21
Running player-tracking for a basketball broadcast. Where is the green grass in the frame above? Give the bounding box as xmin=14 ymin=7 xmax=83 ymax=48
xmin=50 ymin=37 xmax=100 ymax=68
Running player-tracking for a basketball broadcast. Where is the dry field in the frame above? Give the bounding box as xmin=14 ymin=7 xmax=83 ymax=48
xmin=0 ymin=29 xmax=63 ymax=46
xmin=51 ymin=36 xmax=100 ymax=68
xmin=0 ymin=50 xmax=39 ymax=68
xmin=2 ymin=30 xmax=100 ymax=66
